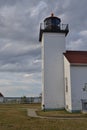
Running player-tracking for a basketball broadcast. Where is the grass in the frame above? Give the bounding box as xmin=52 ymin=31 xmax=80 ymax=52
xmin=37 ymin=109 xmax=87 ymax=118
xmin=0 ymin=104 xmax=87 ymax=130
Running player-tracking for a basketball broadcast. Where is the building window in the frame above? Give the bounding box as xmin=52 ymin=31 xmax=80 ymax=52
xmin=81 ymin=99 xmax=87 ymax=112
xmin=65 ymin=77 xmax=68 ymax=92
xmin=83 ymin=83 xmax=87 ymax=91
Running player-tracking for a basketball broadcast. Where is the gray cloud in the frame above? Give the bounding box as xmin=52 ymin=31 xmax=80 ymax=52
xmin=0 ymin=0 xmax=43 ymax=73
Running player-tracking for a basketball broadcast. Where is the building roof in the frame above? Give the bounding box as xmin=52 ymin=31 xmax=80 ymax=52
xmin=64 ymin=51 xmax=87 ymax=64
xmin=0 ymin=92 xmax=4 ymax=97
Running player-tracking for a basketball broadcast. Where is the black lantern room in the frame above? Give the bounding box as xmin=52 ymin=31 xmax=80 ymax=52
xmin=39 ymin=13 xmax=69 ymax=41
xmin=44 ymin=13 xmax=61 ymax=31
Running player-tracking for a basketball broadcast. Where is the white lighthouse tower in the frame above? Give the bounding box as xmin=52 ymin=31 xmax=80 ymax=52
xmin=39 ymin=13 xmax=69 ymax=110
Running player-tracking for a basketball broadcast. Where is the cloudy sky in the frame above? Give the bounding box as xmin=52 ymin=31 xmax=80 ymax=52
xmin=0 ymin=0 xmax=87 ymax=97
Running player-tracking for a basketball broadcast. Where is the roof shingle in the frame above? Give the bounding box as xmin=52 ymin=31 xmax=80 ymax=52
xmin=64 ymin=51 xmax=87 ymax=64
xmin=0 ymin=92 xmax=4 ymax=97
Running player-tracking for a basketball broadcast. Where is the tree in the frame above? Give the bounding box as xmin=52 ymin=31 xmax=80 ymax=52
xmin=21 ymin=96 xmax=27 ymax=104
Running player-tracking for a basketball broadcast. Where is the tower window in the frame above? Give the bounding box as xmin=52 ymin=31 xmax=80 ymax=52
xmin=83 ymin=83 xmax=87 ymax=91
xmin=65 ymin=77 xmax=68 ymax=92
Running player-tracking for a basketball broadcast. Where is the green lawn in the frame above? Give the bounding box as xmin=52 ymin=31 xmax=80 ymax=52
xmin=37 ymin=109 xmax=87 ymax=118
xmin=0 ymin=104 xmax=87 ymax=130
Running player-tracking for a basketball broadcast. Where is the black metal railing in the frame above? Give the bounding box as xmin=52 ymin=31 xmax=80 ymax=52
xmin=40 ymin=23 xmax=69 ymax=32
xmin=39 ymin=23 xmax=69 ymax=41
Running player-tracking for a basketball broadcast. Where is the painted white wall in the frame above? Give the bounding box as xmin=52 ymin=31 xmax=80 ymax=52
xmin=64 ymin=56 xmax=72 ymax=112
xmin=41 ymin=32 xmax=66 ymax=109
xmin=0 ymin=97 xmax=4 ymax=103
xmin=70 ymin=65 xmax=87 ymax=111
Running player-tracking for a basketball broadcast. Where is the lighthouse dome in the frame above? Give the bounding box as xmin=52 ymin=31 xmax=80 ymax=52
xmin=44 ymin=13 xmax=61 ymax=31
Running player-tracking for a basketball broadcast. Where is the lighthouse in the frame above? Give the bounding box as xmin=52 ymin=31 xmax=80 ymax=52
xmin=39 ymin=13 xmax=69 ymax=110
